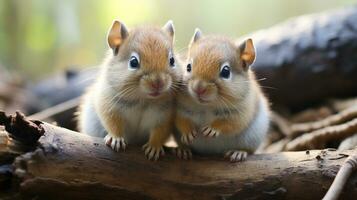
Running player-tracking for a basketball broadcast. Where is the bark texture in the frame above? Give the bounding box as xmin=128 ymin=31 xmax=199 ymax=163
xmin=248 ymin=6 xmax=357 ymax=110
xmin=0 ymin=112 xmax=356 ymax=200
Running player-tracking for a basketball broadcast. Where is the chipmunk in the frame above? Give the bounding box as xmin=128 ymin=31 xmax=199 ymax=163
xmin=78 ymin=20 xmax=180 ymax=161
xmin=174 ymin=29 xmax=270 ymax=162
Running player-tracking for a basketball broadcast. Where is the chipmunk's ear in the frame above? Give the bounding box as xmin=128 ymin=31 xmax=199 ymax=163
xmin=162 ymin=20 xmax=175 ymax=42
xmin=189 ymin=28 xmax=202 ymax=47
xmin=107 ymin=20 xmax=129 ymax=55
xmin=238 ymin=38 xmax=256 ymax=70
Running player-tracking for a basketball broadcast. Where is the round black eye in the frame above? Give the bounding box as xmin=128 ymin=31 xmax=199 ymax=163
xmin=169 ymin=56 xmax=175 ymax=67
xmin=129 ymin=56 xmax=140 ymax=69
xmin=187 ymin=63 xmax=192 ymax=72
xmin=220 ymin=65 xmax=231 ymax=79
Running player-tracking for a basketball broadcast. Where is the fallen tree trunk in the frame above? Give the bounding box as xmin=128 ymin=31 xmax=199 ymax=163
xmin=247 ymin=5 xmax=357 ymax=110
xmin=0 ymin=112 xmax=356 ymax=199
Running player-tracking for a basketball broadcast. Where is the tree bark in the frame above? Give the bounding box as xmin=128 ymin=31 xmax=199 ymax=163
xmin=247 ymin=6 xmax=357 ymax=110
xmin=1 ymin=112 xmax=356 ymax=200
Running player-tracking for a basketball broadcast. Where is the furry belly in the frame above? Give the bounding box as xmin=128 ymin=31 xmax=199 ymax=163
xmin=122 ymin=106 xmax=166 ymax=145
xmin=81 ymin=99 xmax=167 ymax=145
xmin=189 ymin=98 xmax=270 ymax=155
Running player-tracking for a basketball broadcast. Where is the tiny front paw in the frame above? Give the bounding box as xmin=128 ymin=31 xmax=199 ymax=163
xmin=104 ymin=134 xmax=127 ymax=152
xmin=224 ymin=150 xmax=248 ymax=162
xmin=142 ymin=143 xmax=165 ymax=161
xmin=201 ymin=126 xmax=220 ymax=137
xmin=181 ymin=129 xmax=198 ymax=144
xmin=172 ymin=147 xmax=192 ymax=160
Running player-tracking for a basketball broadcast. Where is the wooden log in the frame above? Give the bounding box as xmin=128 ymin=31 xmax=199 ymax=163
xmin=0 ymin=112 xmax=356 ymax=199
xmin=247 ymin=6 xmax=357 ymax=110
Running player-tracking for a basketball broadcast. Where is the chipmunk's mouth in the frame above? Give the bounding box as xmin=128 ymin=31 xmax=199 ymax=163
xmin=189 ymin=90 xmax=214 ymax=104
xmin=194 ymin=95 xmax=212 ymax=104
xmin=146 ymin=91 xmax=165 ymax=99
xmin=148 ymin=91 xmax=161 ymax=97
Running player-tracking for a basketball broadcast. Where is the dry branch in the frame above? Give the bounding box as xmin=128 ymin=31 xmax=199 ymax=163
xmin=28 ymin=97 xmax=80 ymax=130
xmin=329 ymin=97 xmax=357 ymax=112
xmin=270 ymin=111 xmax=291 ymax=136
xmin=290 ymin=106 xmax=357 ymax=138
xmin=290 ymin=106 xmax=333 ymax=123
xmin=261 ymin=138 xmax=290 ymax=154
xmin=339 ymin=134 xmax=357 ymax=150
xmin=0 ymin=112 xmax=357 ymax=199
xmin=285 ymin=118 xmax=357 ymax=151
xmin=323 ymin=152 xmax=357 ymax=200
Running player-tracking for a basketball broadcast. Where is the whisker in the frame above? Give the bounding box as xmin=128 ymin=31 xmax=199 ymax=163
xmin=259 ymin=85 xmax=277 ymax=90
xmin=108 ymin=86 xmax=137 ymax=112
xmin=255 ymin=78 xmax=267 ymax=82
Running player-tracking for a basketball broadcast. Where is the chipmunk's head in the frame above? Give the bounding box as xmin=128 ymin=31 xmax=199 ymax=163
xmin=183 ymin=29 xmax=256 ymax=106
xmin=104 ymin=20 xmax=179 ymax=100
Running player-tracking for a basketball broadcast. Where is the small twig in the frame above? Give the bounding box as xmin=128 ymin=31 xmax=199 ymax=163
xmin=270 ymin=111 xmax=291 ymax=136
xmin=285 ymin=118 xmax=357 ymax=151
xmin=328 ymin=154 xmax=349 ymax=160
xmin=290 ymin=106 xmax=332 ymax=123
xmin=28 ymin=97 xmax=80 ymax=121
xmin=290 ymin=105 xmax=357 ymax=138
xmin=323 ymin=151 xmax=357 ymax=200
xmin=338 ymin=134 xmax=357 ymax=150
xmin=329 ymin=97 xmax=357 ymax=112
xmin=255 ymin=132 xmax=279 ymax=153
xmin=263 ymin=138 xmax=290 ymax=153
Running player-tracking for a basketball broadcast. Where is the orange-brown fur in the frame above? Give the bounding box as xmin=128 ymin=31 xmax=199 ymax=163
xmin=179 ymin=35 xmax=260 ymax=134
xmin=78 ymin=20 xmax=179 ymax=161
xmin=148 ymin=113 xmax=174 ymax=147
xmin=177 ymin=71 xmax=260 ymax=135
xmin=174 ymin=30 xmax=270 ymax=161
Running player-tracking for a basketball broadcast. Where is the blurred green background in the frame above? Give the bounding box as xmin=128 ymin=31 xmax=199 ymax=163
xmin=0 ymin=0 xmax=356 ymax=80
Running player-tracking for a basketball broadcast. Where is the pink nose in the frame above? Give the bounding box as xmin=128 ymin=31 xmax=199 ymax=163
xmin=195 ymin=87 xmax=206 ymax=96
xmin=151 ymin=80 xmax=163 ymax=90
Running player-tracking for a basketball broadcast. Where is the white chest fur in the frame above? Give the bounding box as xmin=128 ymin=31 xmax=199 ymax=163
xmin=113 ymin=100 xmax=169 ymax=144
xmin=178 ymin=105 xmax=216 ymax=127
xmin=178 ymin=98 xmax=270 ymax=155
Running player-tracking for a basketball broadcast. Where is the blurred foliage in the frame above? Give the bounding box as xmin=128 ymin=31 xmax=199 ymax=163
xmin=0 ymin=0 xmax=356 ymax=80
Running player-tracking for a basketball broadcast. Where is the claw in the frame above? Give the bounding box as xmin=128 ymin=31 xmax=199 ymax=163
xmin=181 ymin=129 xmax=197 ymax=144
xmin=202 ymin=126 xmax=220 ymax=137
xmin=104 ymin=135 xmax=126 ymax=152
xmin=172 ymin=147 xmax=192 ymax=160
xmin=143 ymin=143 xmax=165 ymax=161
xmin=224 ymin=150 xmax=248 ymax=162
